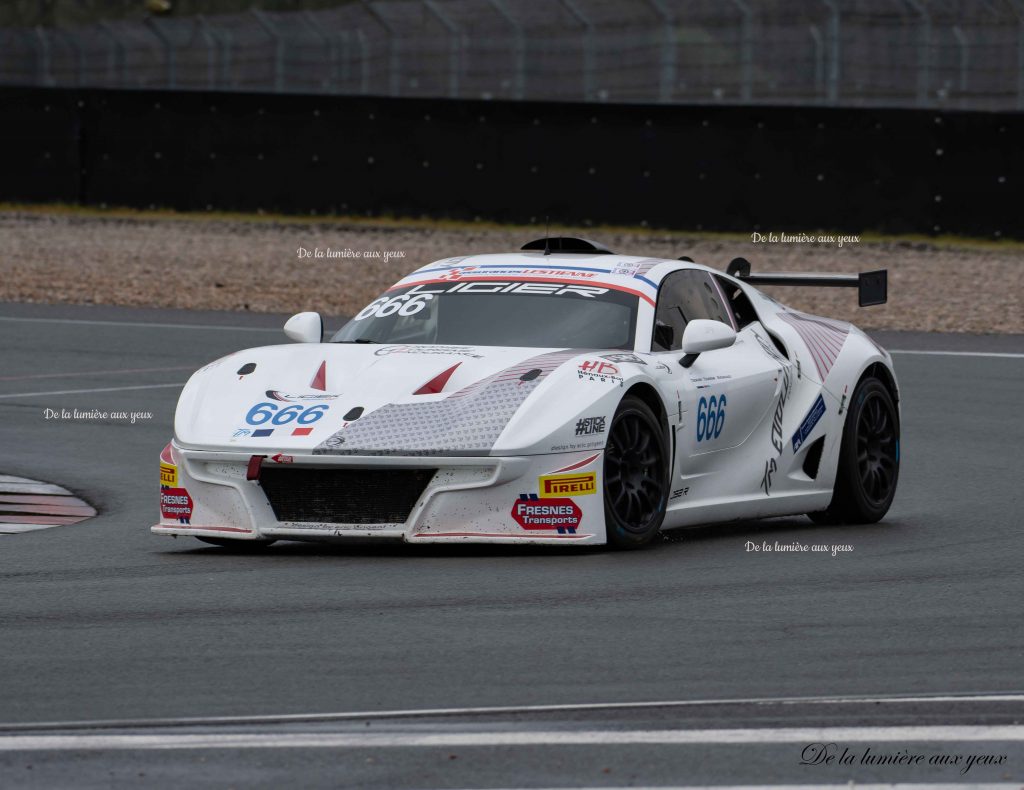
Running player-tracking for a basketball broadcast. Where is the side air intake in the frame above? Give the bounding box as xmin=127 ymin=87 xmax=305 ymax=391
xmin=802 ymin=436 xmax=825 ymax=480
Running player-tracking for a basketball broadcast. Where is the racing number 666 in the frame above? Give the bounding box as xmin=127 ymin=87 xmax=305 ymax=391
xmin=696 ymin=394 xmax=726 ymax=442
xmin=354 ymin=293 xmax=434 ymax=321
xmin=245 ymin=403 xmax=329 ymax=426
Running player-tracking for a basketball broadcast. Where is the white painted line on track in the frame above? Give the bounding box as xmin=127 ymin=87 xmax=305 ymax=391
xmin=0 ymin=382 xmax=184 ymax=399
xmin=0 ymin=726 xmax=1022 ymax=751
xmin=1 ymin=315 xmax=1021 ymax=357
xmin=0 ymin=524 xmax=60 ymax=534
xmin=0 ymin=485 xmax=70 ymax=495
xmin=0 ymin=316 xmax=281 ymax=332
xmin=888 ymin=349 xmax=1024 ymax=358
xmin=0 ymin=356 xmax=1016 ymax=401
xmin=3 ymin=692 xmax=1022 ymax=732
xmin=486 ymin=786 xmax=1020 ymax=790
xmin=0 ymin=476 xmax=69 ymax=495
xmin=0 ymin=366 xmax=194 ymax=382
xmin=0 ymin=475 xmax=96 ymax=535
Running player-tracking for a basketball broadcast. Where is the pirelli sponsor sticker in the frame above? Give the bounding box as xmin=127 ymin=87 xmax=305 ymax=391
xmin=538 ymin=471 xmax=597 ymax=498
xmin=160 ymin=462 xmax=178 ymax=487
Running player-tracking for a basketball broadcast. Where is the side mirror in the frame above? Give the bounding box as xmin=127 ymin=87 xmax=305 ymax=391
xmin=679 ymin=319 xmax=736 ymax=368
xmin=283 ymin=312 xmax=323 ymax=343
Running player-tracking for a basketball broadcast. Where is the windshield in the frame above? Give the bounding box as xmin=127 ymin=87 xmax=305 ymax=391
xmin=331 ymin=280 xmax=638 ymax=349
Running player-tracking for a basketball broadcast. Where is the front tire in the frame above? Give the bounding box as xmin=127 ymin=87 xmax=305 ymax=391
xmin=810 ymin=375 xmax=899 ymax=525
xmin=603 ymin=395 xmax=670 ymax=548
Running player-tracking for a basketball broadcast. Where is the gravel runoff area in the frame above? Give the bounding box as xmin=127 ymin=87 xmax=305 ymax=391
xmin=1 ymin=208 xmax=1021 ymax=334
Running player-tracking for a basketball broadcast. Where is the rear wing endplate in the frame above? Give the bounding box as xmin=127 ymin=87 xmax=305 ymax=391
xmin=726 ymin=257 xmax=887 ymax=307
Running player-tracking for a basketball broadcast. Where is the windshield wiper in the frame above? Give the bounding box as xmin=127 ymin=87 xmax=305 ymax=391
xmin=334 ymin=338 xmax=380 ymax=344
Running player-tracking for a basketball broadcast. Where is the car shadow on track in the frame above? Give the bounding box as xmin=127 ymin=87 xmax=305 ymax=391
xmin=155 ymin=515 xmax=897 ymax=560
xmin=164 ymin=541 xmax=600 ymax=559
xmin=659 ymin=514 xmax=900 ymax=561
xmin=661 ymin=515 xmax=893 ymax=542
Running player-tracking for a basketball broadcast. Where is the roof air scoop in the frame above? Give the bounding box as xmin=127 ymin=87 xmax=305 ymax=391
xmin=521 ymin=237 xmax=614 ymax=255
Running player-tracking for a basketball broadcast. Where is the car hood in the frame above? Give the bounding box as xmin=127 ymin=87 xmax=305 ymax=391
xmin=174 ymin=343 xmax=598 ymax=456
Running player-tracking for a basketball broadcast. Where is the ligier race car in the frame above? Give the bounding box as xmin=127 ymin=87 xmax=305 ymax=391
xmin=154 ymin=237 xmax=899 ymax=549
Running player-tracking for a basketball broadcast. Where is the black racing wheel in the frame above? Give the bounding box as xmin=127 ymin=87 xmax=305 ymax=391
xmin=603 ymin=395 xmax=670 ymax=548
xmin=810 ymin=375 xmax=899 ymax=525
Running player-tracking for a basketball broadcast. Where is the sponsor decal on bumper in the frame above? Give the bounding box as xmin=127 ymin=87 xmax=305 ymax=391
xmin=511 ymin=493 xmax=583 ymax=534
xmin=160 ymin=487 xmax=194 ymax=524
xmin=538 ymin=472 xmax=597 ymax=497
xmin=159 ymin=462 xmax=178 ymax=487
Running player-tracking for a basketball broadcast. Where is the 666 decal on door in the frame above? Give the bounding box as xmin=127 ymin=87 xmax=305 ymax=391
xmin=696 ymin=394 xmax=726 ymax=442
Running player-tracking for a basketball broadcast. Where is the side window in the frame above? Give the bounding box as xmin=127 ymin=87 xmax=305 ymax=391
xmin=713 ymin=274 xmax=758 ymax=330
xmin=652 ymin=270 xmax=736 ymax=351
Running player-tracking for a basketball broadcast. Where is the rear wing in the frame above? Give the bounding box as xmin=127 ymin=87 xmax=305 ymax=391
xmin=725 ymin=257 xmax=887 ymax=307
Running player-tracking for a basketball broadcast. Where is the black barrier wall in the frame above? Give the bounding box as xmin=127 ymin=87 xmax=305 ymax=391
xmin=2 ymin=87 xmax=1021 ymax=238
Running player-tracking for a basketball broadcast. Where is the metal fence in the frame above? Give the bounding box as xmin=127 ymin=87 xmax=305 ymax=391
xmin=2 ymin=0 xmax=1024 ymax=110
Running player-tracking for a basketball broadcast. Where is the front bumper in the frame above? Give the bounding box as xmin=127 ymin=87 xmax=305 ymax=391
xmin=152 ymin=443 xmax=606 ymax=545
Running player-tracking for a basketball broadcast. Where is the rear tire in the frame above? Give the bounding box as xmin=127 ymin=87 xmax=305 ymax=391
xmin=196 ymin=537 xmax=277 ymax=550
xmin=603 ymin=395 xmax=670 ymax=548
xmin=810 ymin=376 xmax=899 ymax=525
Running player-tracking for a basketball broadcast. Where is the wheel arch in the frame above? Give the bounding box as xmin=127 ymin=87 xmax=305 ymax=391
xmin=814 ymin=359 xmax=901 ymax=524
xmin=622 ymin=381 xmax=672 ymax=461
xmin=604 ymin=381 xmax=672 ymax=548
xmin=623 ymin=381 xmax=668 ymax=431
xmin=859 ymin=361 xmax=900 ymax=408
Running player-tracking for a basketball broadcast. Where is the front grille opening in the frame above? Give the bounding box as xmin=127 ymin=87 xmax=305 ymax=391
xmin=802 ymin=436 xmax=825 ymax=480
xmin=259 ymin=468 xmax=436 ymax=524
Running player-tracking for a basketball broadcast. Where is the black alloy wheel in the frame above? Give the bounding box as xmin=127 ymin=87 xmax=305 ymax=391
xmin=810 ymin=376 xmax=899 ymax=525
xmin=857 ymin=388 xmax=899 ymax=506
xmin=603 ymin=395 xmax=669 ymax=548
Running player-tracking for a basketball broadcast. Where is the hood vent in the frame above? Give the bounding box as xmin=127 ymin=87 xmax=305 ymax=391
xmin=414 ymin=363 xmax=461 ymax=395
xmin=311 ymin=361 xmax=327 ymax=391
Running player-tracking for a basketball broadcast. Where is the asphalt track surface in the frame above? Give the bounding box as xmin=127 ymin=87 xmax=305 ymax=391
xmin=0 ymin=301 xmax=1022 ymax=788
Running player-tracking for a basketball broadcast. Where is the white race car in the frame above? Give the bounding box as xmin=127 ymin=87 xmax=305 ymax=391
xmin=154 ymin=237 xmax=899 ymax=549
